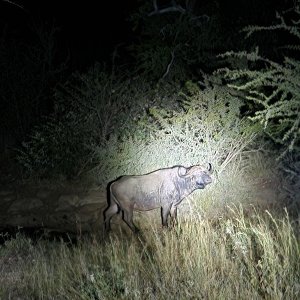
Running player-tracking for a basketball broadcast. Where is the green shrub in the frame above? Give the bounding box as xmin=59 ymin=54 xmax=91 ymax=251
xmin=17 ymin=65 xmax=133 ymax=177
xmin=16 ymin=64 xmax=182 ymax=178
xmin=90 ymin=79 xmax=257 ymax=187
xmin=217 ymin=2 xmax=300 ymax=158
xmin=17 ymin=117 xmax=88 ymax=177
xmin=17 ymin=65 xmax=258 ymax=185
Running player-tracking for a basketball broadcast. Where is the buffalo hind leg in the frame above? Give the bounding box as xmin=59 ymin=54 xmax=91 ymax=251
xmin=103 ymin=198 xmax=119 ymax=232
xmin=170 ymin=205 xmax=178 ymax=227
xmin=123 ymin=206 xmax=139 ymax=233
xmin=161 ymin=204 xmax=172 ymax=227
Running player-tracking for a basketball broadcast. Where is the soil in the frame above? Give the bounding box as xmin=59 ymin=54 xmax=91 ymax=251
xmin=0 ymin=153 xmax=111 ymax=240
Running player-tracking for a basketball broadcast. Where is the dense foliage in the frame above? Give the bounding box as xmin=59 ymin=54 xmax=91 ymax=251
xmin=218 ymin=2 xmax=300 ymax=158
xmin=17 ymin=67 xmax=257 ymax=183
xmin=128 ymin=0 xmax=264 ymax=80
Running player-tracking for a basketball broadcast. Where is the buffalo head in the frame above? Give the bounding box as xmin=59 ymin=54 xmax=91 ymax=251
xmin=178 ymin=163 xmax=213 ymax=189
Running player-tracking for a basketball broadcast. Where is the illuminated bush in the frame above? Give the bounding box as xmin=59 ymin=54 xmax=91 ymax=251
xmin=91 ymin=80 xmax=257 ymax=187
xmin=16 ymin=65 xmax=181 ymax=177
xmin=17 ymin=65 xmax=257 ymax=183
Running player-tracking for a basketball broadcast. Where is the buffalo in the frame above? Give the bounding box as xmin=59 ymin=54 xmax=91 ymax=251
xmin=104 ymin=163 xmax=213 ymax=233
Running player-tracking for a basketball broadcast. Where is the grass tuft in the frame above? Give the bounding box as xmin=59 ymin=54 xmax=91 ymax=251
xmin=1 ymin=207 xmax=299 ymax=299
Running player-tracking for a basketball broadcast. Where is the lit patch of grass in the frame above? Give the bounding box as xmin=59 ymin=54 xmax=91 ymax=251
xmin=1 ymin=207 xmax=299 ymax=299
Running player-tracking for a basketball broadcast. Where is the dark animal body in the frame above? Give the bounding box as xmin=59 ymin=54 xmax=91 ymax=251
xmin=104 ymin=164 xmax=213 ymax=233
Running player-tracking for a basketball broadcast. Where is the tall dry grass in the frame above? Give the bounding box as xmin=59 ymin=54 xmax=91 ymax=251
xmin=1 ymin=206 xmax=299 ymax=299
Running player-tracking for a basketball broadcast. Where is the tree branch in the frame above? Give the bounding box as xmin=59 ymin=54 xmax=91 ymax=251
xmin=162 ymin=49 xmax=176 ymax=79
xmin=148 ymin=0 xmax=186 ymax=16
xmin=2 ymin=0 xmax=25 ymax=10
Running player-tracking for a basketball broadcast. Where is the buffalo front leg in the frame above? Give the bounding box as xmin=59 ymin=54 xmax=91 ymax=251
xmin=170 ymin=205 xmax=178 ymax=227
xmin=161 ymin=204 xmax=172 ymax=227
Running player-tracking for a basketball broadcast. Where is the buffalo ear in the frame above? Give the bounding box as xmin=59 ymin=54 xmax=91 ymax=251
xmin=178 ymin=166 xmax=187 ymax=177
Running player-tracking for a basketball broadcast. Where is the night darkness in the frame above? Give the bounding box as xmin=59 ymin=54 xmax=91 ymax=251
xmin=1 ymin=1 xmax=300 ymax=298
xmin=0 ymin=0 xmax=288 ymax=70
xmin=0 ymin=0 xmax=137 ymax=69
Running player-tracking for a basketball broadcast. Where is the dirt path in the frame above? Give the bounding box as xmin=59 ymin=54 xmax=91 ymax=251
xmin=0 ymin=152 xmax=111 ymax=236
xmin=0 ymin=181 xmax=109 ymax=234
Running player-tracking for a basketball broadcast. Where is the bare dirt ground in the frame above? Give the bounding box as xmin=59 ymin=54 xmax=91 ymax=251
xmin=0 ymin=153 xmax=110 ymax=239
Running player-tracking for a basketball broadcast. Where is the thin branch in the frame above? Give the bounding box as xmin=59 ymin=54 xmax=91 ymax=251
xmin=148 ymin=0 xmax=186 ymax=16
xmin=153 ymin=0 xmax=158 ymax=12
xmin=3 ymin=0 xmax=25 ymax=10
xmin=162 ymin=49 xmax=176 ymax=79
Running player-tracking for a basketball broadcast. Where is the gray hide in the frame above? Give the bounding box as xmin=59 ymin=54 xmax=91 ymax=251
xmin=104 ymin=164 xmax=213 ymax=232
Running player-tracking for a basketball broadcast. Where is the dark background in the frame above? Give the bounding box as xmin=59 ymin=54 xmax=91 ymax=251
xmin=0 ymin=0 xmax=288 ymax=71
xmin=0 ymin=0 xmax=138 ymax=70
